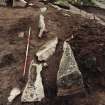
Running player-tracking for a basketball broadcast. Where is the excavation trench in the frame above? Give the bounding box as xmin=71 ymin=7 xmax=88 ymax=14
xmin=0 ymin=3 xmax=105 ymax=105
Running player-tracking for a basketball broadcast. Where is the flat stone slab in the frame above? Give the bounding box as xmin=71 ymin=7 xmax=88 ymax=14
xmin=36 ymin=37 xmax=58 ymax=61
xmin=57 ymin=41 xmax=84 ymax=96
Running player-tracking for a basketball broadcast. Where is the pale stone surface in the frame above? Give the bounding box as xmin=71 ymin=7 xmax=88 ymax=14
xmin=8 ymin=87 xmax=21 ymax=102
xmin=18 ymin=32 xmax=24 ymax=38
xmin=21 ymin=60 xmax=45 ymax=102
xmin=13 ymin=0 xmax=27 ymax=7
xmin=38 ymin=14 xmax=46 ymax=38
xmin=40 ymin=7 xmax=47 ymax=13
xmin=57 ymin=41 xmax=84 ymax=96
xmin=36 ymin=37 xmax=58 ymax=61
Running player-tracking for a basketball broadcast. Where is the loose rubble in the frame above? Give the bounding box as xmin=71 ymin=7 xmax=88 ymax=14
xmin=57 ymin=41 xmax=84 ymax=96
xmin=36 ymin=37 xmax=58 ymax=61
xmin=21 ymin=60 xmax=45 ymax=102
xmin=40 ymin=7 xmax=47 ymax=13
xmin=68 ymin=4 xmax=105 ymax=26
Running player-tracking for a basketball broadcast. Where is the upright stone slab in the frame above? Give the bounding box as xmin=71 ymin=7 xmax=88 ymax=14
xmin=21 ymin=60 xmax=45 ymax=102
xmin=57 ymin=41 xmax=84 ymax=96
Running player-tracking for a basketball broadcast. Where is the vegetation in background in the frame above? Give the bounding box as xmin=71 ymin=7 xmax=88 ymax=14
xmin=55 ymin=0 xmax=95 ymax=6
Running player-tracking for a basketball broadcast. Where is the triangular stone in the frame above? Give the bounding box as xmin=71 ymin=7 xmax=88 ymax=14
xmin=57 ymin=41 xmax=84 ymax=96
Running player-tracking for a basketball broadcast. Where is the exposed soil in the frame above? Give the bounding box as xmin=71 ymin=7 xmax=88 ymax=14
xmin=0 ymin=1 xmax=105 ymax=105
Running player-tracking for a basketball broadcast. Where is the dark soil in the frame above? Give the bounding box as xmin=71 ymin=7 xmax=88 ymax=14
xmin=0 ymin=1 xmax=105 ymax=105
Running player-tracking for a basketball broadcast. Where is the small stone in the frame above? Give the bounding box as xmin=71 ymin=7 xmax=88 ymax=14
xmin=51 ymin=4 xmax=62 ymax=11
xmin=28 ymin=3 xmax=34 ymax=6
xmin=57 ymin=41 xmax=84 ymax=96
xmin=40 ymin=7 xmax=47 ymax=13
xmin=18 ymin=32 xmax=24 ymax=38
xmin=42 ymin=62 xmax=48 ymax=67
xmin=8 ymin=87 xmax=21 ymax=103
xmin=36 ymin=37 xmax=58 ymax=61
xmin=21 ymin=60 xmax=45 ymax=102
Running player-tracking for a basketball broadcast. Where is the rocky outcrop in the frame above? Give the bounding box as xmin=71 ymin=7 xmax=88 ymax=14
xmin=54 ymin=0 xmax=94 ymax=8
xmin=69 ymin=4 xmax=105 ymax=25
xmin=52 ymin=3 xmax=105 ymax=26
xmin=57 ymin=41 xmax=84 ymax=96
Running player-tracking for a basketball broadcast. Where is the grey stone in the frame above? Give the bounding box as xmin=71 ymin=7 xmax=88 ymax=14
xmin=40 ymin=7 xmax=47 ymax=13
xmin=18 ymin=32 xmax=24 ymax=38
xmin=57 ymin=41 xmax=84 ymax=96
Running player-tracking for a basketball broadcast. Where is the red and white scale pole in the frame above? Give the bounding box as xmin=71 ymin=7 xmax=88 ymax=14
xmin=23 ymin=27 xmax=31 ymax=76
